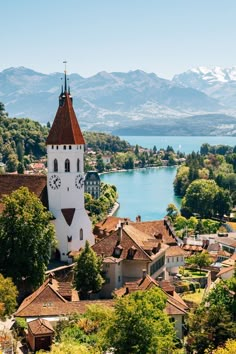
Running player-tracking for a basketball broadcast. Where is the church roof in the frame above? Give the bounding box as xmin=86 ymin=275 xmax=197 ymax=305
xmin=46 ymin=92 xmax=85 ymax=145
xmin=0 ymin=174 xmax=48 ymax=212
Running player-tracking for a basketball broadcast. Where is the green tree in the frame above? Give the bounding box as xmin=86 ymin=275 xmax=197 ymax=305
xmin=187 ymin=304 xmax=236 ymax=354
xmin=105 ymin=287 xmax=177 ymax=354
xmin=17 ymin=162 xmax=25 ymax=174
xmin=213 ymin=339 xmax=236 ymax=354
xmin=0 ymin=187 xmax=55 ymax=289
xmin=166 ymin=203 xmax=179 ymax=222
xmin=6 ymin=153 xmax=18 ymax=172
xmin=74 ymin=241 xmax=104 ymax=299
xmin=185 ymin=252 xmax=212 ymax=274
xmin=134 ymin=144 xmax=139 ymax=156
xmin=181 ymin=179 xmax=219 ymax=218
xmin=0 ymin=274 xmax=18 ymax=319
xmin=96 ymin=155 xmax=105 ymax=173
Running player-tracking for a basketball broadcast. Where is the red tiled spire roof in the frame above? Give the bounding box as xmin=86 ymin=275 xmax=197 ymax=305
xmin=46 ymin=92 xmax=85 ymax=145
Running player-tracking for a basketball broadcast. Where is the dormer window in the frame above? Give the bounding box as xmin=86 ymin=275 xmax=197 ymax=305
xmin=54 ymin=159 xmax=58 ymax=172
xmin=127 ymin=246 xmax=137 ymax=259
xmin=65 ymin=159 xmax=70 ymax=172
xmin=114 ymin=244 xmax=123 ymax=258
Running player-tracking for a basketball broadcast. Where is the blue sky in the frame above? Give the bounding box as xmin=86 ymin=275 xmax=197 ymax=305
xmin=2 ymin=0 xmax=236 ymax=78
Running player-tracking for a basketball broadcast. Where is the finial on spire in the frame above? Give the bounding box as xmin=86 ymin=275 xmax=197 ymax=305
xmin=63 ymin=60 xmax=67 ymax=93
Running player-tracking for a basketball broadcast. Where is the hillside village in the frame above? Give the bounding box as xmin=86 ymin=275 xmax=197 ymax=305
xmin=1 ymin=74 xmax=236 ymax=353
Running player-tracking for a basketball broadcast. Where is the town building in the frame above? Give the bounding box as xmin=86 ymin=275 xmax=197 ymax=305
xmin=46 ymin=71 xmax=94 ymax=262
xmin=84 ymin=171 xmax=101 ymax=199
xmin=92 ymin=221 xmax=169 ymax=297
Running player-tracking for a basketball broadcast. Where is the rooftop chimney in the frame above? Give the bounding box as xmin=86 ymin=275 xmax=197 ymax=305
xmin=118 ymin=222 xmax=125 ymax=242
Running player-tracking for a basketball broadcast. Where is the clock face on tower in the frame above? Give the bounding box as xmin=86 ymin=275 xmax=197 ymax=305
xmin=75 ymin=173 xmax=84 ymax=189
xmin=49 ymin=174 xmax=61 ymax=190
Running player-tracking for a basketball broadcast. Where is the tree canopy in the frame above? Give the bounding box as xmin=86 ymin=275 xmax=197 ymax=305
xmin=74 ymin=241 xmax=104 ymax=299
xmin=0 ymin=187 xmax=56 ymax=289
xmin=0 ymin=273 xmax=18 ymax=319
xmin=106 ymin=287 xmax=177 ymax=354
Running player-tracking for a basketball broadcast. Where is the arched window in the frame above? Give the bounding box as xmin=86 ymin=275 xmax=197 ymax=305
xmin=65 ymin=159 xmax=70 ymax=172
xmin=54 ymin=159 xmax=58 ymax=172
xmin=77 ymin=158 xmax=80 ymax=172
xmin=80 ymin=228 xmax=83 ymax=240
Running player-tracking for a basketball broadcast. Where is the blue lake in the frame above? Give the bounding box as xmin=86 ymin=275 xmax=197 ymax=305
xmin=100 ymin=136 xmax=236 ymax=221
xmin=100 ymin=167 xmax=181 ymax=221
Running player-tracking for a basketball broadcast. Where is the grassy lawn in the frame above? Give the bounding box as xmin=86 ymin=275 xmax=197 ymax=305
xmin=182 ymin=288 xmax=205 ymax=306
xmin=183 ymin=269 xmax=207 ymax=278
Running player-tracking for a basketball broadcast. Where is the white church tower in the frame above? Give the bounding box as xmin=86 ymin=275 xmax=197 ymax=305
xmin=46 ymin=67 xmax=94 ymax=262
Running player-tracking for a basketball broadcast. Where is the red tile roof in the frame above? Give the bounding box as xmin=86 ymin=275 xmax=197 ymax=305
xmin=131 ymin=220 xmax=177 ymax=246
xmin=92 ymin=224 xmax=168 ymax=262
xmin=0 ymin=174 xmax=48 ymax=212
xmin=46 ymin=93 xmax=85 ymax=145
xmin=28 ymin=318 xmax=54 ymax=335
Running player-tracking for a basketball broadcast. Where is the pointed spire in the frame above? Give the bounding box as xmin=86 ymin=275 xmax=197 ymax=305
xmin=63 ymin=60 xmax=67 ymax=93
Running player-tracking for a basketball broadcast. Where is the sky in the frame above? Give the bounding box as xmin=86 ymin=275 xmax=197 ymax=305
xmin=2 ymin=0 xmax=236 ymax=79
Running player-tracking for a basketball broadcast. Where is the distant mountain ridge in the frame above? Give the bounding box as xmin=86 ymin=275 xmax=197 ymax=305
xmin=0 ymin=66 xmax=236 ymax=135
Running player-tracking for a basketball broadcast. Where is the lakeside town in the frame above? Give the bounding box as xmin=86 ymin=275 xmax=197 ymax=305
xmin=1 ymin=70 xmax=236 ymax=354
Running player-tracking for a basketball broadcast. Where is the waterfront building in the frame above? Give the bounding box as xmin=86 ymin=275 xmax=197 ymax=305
xmin=84 ymin=171 xmax=101 ymax=199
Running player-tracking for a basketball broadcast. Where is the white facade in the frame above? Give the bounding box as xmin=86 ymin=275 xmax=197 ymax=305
xmin=47 ymin=144 xmax=94 ymax=262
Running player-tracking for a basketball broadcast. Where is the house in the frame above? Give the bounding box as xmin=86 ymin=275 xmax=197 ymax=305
xmin=165 ymin=246 xmax=187 ymax=278
xmin=14 ymin=276 xmax=114 ymax=324
xmin=92 ymin=221 xmax=169 ymax=297
xmin=102 ymin=155 xmax=112 ymax=165
xmin=114 ymin=273 xmax=188 ymax=339
xmin=27 ymin=318 xmax=54 ymax=352
xmin=84 ymin=171 xmax=101 ymax=199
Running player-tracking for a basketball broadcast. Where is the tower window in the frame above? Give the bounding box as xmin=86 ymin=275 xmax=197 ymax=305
xmin=56 ymin=146 xmax=58 ymax=150
xmin=77 ymin=158 xmax=80 ymax=172
xmin=52 ymin=145 xmax=54 ymax=149
xmin=69 ymin=145 xmax=72 ymax=150
xmin=64 ymin=145 xmax=66 ymax=150
xmin=65 ymin=159 xmax=70 ymax=172
xmin=80 ymin=228 xmax=83 ymax=240
xmin=54 ymin=159 xmax=58 ymax=172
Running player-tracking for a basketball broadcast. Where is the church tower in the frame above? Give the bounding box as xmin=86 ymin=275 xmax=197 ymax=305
xmin=46 ymin=67 xmax=94 ymax=262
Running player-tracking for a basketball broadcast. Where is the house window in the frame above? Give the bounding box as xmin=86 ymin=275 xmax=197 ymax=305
xmin=54 ymin=159 xmax=58 ymax=172
xmin=80 ymin=228 xmax=83 ymax=240
xmin=65 ymin=159 xmax=70 ymax=172
xmin=167 ymin=257 xmax=170 ymax=263
xmin=177 ymin=257 xmax=179 ymax=262
xmin=77 ymin=158 xmax=80 ymax=172
xmin=118 ymin=276 xmax=121 ymax=282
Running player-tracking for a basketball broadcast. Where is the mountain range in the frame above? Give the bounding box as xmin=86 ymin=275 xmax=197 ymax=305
xmin=1 ymin=66 xmax=236 ymax=135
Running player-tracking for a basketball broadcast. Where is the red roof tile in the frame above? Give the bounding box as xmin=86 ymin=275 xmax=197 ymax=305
xmin=0 ymin=174 xmax=48 ymax=211
xmin=46 ymin=93 xmax=85 ymax=145
xmin=28 ymin=318 xmax=54 ymax=335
